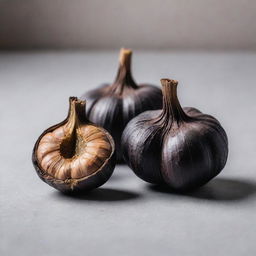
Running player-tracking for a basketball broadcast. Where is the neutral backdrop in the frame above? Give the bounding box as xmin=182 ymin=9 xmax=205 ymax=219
xmin=0 ymin=0 xmax=256 ymax=50
xmin=0 ymin=50 xmax=256 ymax=256
xmin=1 ymin=1 xmax=256 ymax=256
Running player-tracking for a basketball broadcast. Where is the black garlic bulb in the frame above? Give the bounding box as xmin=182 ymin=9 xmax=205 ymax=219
xmin=32 ymin=97 xmax=116 ymax=193
xmin=122 ymin=79 xmax=228 ymax=191
xmin=80 ymin=48 xmax=162 ymax=162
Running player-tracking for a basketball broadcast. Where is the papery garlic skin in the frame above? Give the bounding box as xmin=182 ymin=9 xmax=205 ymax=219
xmin=122 ymin=79 xmax=228 ymax=191
xmin=81 ymin=48 xmax=162 ymax=162
xmin=32 ymin=97 xmax=115 ymax=193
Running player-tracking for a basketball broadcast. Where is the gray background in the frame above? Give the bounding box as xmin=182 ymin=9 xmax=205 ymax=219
xmin=1 ymin=0 xmax=256 ymax=50
xmin=1 ymin=1 xmax=256 ymax=255
xmin=0 ymin=51 xmax=256 ymax=255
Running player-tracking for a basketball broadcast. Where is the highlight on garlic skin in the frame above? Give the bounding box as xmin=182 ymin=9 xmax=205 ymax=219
xmin=121 ymin=79 xmax=228 ymax=191
xmin=32 ymin=97 xmax=115 ymax=193
xmin=80 ymin=48 xmax=162 ymax=162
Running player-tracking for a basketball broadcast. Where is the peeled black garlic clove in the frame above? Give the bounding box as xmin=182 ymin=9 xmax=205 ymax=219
xmin=80 ymin=48 xmax=162 ymax=162
xmin=32 ymin=97 xmax=115 ymax=193
xmin=122 ymin=79 xmax=228 ymax=191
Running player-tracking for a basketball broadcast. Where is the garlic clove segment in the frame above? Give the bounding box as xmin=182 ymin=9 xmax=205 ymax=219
xmin=32 ymin=97 xmax=115 ymax=193
xmin=121 ymin=79 xmax=228 ymax=191
xmin=80 ymin=48 xmax=162 ymax=162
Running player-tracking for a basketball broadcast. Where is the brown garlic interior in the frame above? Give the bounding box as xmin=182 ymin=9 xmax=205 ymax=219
xmin=36 ymin=98 xmax=112 ymax=180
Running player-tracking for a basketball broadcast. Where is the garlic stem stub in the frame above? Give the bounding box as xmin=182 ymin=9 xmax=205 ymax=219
xmin=32 ymin=97 xmax=115 ymax=193
xmin=121 ymin=79 xmax=228 ymax=191
xmin=80 ymin=48 xmax=163 ymax=162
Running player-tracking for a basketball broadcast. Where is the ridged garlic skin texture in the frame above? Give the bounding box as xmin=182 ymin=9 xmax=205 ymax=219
xmin=122 ymin=108 xmax=228 ymax=189
xmin=33 ymin=97 xmax=116 ymax=192
xmin=37 ymin=124 xmax=112 ymax=180
xmin=121 ymin=79 xmax=228 ymax=191
xmin=80 ymin=48 xmax=162 ymax=162
xmin=83 ymin=85 xmax=162 ymax=157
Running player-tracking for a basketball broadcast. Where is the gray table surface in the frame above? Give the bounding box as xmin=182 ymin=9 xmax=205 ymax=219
xmin=0 ymin=51 xmax=256 ymax=256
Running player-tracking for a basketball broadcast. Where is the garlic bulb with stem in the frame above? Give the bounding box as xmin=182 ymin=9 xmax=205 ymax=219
xmin=122 ymin=79 xmax=228 ymax=191
xmin=32 ymin=97 xmax=116 ymax=193
xmin=81 ymin=48 xmax=162 ymax=162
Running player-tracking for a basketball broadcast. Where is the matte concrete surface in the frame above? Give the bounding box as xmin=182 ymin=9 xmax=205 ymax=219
xmin=0 ymin=51 xmax=256 ymax=256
